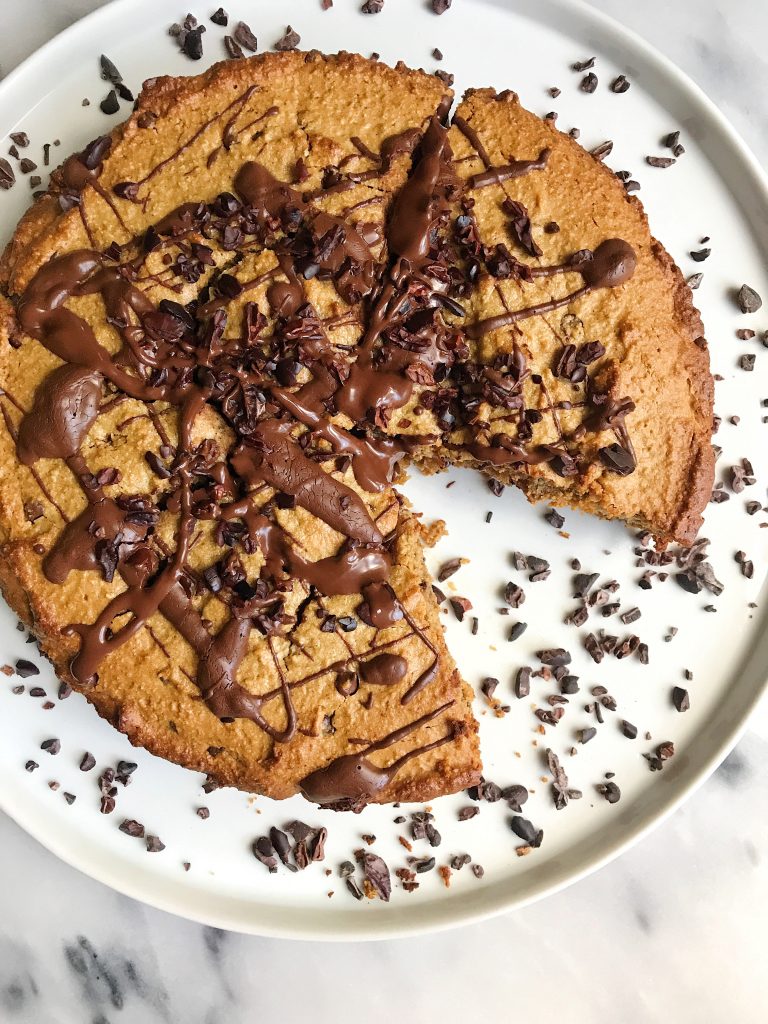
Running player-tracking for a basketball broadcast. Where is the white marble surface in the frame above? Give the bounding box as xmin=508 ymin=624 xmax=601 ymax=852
xmin=2 ymin=1 xmax=768 ymax=1021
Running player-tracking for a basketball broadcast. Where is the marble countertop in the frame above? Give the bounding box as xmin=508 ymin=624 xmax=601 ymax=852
xmin=1 ymin=2 xmax=768 ymax=1021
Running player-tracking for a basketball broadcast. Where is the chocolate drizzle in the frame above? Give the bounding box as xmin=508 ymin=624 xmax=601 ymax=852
xmin=5 ymin=80 xmax=641 ymax=799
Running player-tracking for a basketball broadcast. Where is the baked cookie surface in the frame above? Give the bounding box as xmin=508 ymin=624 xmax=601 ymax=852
xmin=0 ymin=51 xmax=713 ymax=806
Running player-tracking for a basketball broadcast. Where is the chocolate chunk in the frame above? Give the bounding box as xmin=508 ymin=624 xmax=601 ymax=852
xmin=737 ymin=284 xmax=762 ymax=313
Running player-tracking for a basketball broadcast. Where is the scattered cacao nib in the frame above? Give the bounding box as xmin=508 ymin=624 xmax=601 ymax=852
xmin=646 ymin=155 xmax=676 ymax=168
xmin=25 ymin=760 xmax=38 ymax=772
xmin=488 ymin=479 xmax=504 ymax=496
xmin=597 ymin=781 xmax=621 ymax=804
xmin=361 ymin=852 xmax=391 ymax=901
xmin=737 ymin=284 xmax=762 ymax=313
xmin=233 ymin=20 xmax=258 ymax=51
xmin=580 ymin=72 xmax=598 ymax=93
xmin=458 ymin=806 xmax=479 ymax=821
xmin=509 ymin=621 xmax=528 ymax=642
xmin=621 ymin=720 xmax=638 ymax=740
xmin=253 ymin=836 xmax=278 ymax=872
xmin=672 ymin=686 xmax=690 ymax=712
xmin=15 ymin=659 xmax=39 ymax=678
xmin=510 ymin=816 xmax=543 ymax=847
xmin=321 ymin=0 xmax=333 ymax=7
xmin=146 ymin=835 xmax=165 ymax=853
xmin=79 ymin=752 xmax=96 ymax=772
xmin=538 ymin=648 xmax=571 ymax=667
xmin=361 ymin=0 xmax=384 ymax=11
xmin=19 ymin=158 xmax=37 ymax=174
xmin=689 ymin=248 xmax=710 ymax=262
xmin=687 ymin=273 xmax=703 ymax=289
xmin=0 ymin=158 xmax=16 ymax=190
xmin=41 ymin=738 xmax=60 ymax=755
xmin=437 ymin=558 xmax=462 ymax=582
xmin=432 ymin=47 xmax=443 ymax=60
xmin=119 ymin=819 xmax=145 ymax=838
xmin=503 ymin=582 xmax=525 ymax=608
xmin=572 ymin=56 xmax=595 ymax=71
xmin=275 ymin=25 xmax=301 ymax=50
xmin=224 ymin=35 xmax=245 ymax=59
xmin=210 ymin=7 xmax=229 ymax=25
xmin=10 ymin=131 xmax=29 ymax=147
xmin=545 ymin=509 xmax=565 ymax=529
xmin=449 ymin=596 xmax=472 ymax=622
xmin=590 ymin=140 xmax=613 ymax=161
xmin=434 ymin=70 xmax=454 ymax=87
xmin=610 ymin=74 xmax=630 ymax=93
xmin=515 ymin=666 xmax=531 ymax=699
xmin=431 ymin=0 xmax=452 ymax=12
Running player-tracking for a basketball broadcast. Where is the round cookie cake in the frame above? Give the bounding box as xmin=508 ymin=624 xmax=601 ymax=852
xmin=0 ymin=51 xmax=713 ymax=807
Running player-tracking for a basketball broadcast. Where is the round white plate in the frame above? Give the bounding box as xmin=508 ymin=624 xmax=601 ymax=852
xmin=1 ymin=0 xmax=767 ymax=940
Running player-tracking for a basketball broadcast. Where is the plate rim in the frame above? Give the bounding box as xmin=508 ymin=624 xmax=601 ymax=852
xmin=0 ymin=0 xmax=767 ymax=941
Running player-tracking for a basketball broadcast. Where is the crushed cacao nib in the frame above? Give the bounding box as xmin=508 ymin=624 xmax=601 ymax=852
xmin=25 ymin=761 xmax=38 ymax=772
xmin=509 ymin=621 xmax=528 ymax=642
xmin=503 ymin=582 xmax=525 ymax=608
xmin=458 ymin=806 xmax=479 ymax=821
xmin=597 ymin=780 xmax=621 ymax=804
xmin=79 ymin=752 xmax=97 ymax=772
xmin=672 ymin=686 xmax=690 ymax=712
xmin=0 ymin=158 xmax=16 ymax=190
xmin=100 ymin=90 xmax=120 ymax=115
xmin=41 ymin=738 xmax=60 ymax=755
xmin=739 ymin=354 xmax=755 ymax=372
xmin=580 ymin=72 xmax=598 ymax=93
xmin=233 ymin=20 xmax=258 ymax=51
xmin=515 ymin=666 xmax=531 ymax=699
xmin=545 ymin=509 xmax=565 ymax=529
xmin=737 ymin=284 xmax=762 ymax=313
xmin=361 ymin=0 xmax=384 ymax=11
xmin=119 ymin=819 xmax=145 ymax=838
xmin=15 ymin=659 xmax=39 ymax=677
xmin=509 ymin=815 xmax=543 ymax=847
xmin=211 ymin=8 xmax=229 ymax=26
xmin=572 ymin=56 xmax=596 ymax=71
xmin=610 ymin=74 xmax=630 ymax=93
xmin=224 ymin=35 xmax=245 ymax=59
xmin=437 ymin=558 xmax=463 ymax=581
xmin=646 ymin=155 xmax=676 ymax=168
xmin=590 ymin=140 xmax=613 ymax=161
xmin=275 ymin=25 xmax=301 ymax=50
xmin=146 ymin=835 xmax=165 ymax=853
xmin=449 ymin=596 xmax=472 ymax=622
xmin=621 ymin=720 xmax=637 ymax=740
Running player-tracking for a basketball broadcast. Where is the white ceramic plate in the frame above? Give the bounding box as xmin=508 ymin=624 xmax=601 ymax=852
xmin=1 ymin=0 xmax=767 ymax=940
